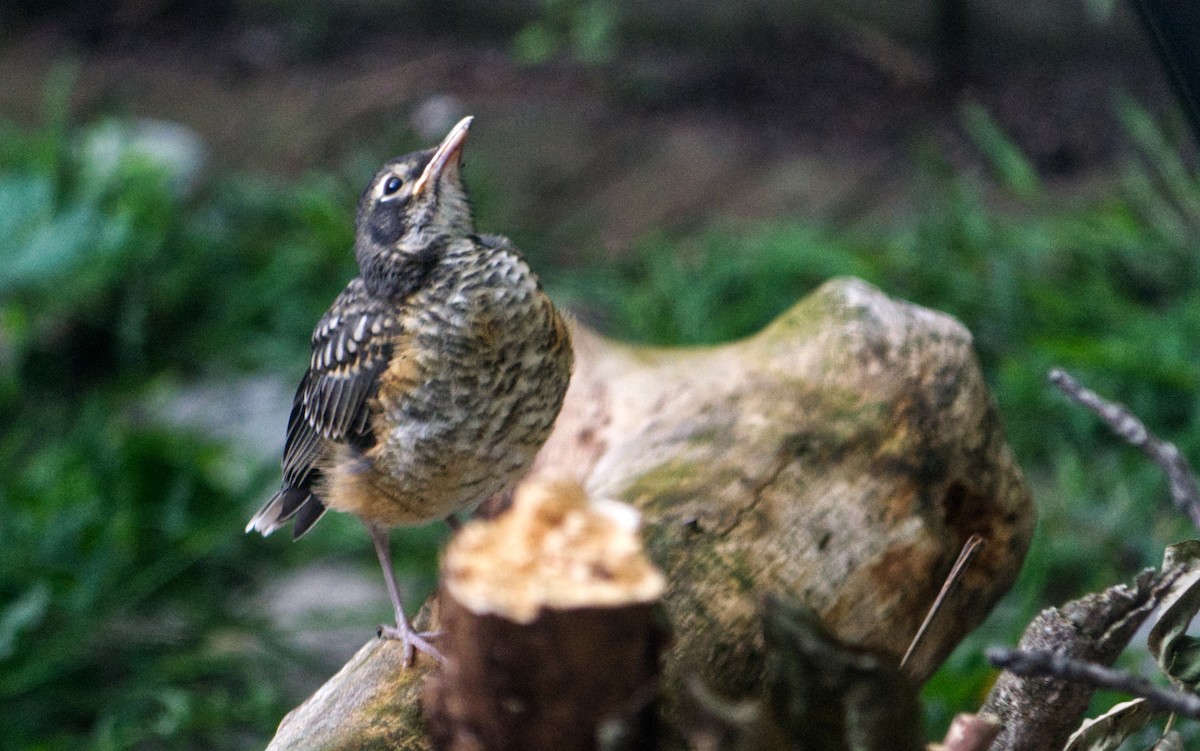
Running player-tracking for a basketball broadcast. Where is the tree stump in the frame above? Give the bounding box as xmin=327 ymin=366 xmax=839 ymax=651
xmin=265 ymin=277 xmax=1034 ymax=749
xmin=424 ymin=478 xmax=667 ymax=750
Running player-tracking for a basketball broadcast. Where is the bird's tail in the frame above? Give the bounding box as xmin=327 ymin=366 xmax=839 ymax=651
xmin=246 ymin=487 xmax=327 ymax=539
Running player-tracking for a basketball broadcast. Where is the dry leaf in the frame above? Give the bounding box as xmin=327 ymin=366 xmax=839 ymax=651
xmin=1062 ymin=698 xmax=1163 ymax=751
xmin=1148 ymin=541 xmax=1200 ymax=689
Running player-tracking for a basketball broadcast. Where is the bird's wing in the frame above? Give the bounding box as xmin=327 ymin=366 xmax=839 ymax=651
xmin=254 ymin=279 xmax=406 ymax=538
xmin=286 ymin=279 xmax=405 ymax=474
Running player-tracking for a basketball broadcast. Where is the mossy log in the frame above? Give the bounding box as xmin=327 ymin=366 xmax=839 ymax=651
xmin=265 ymin=277 xmax=1034 ymax=749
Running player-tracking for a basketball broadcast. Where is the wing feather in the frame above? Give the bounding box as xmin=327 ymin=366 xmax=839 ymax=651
xmin=248 ymin=278 xmax=405 ymax=537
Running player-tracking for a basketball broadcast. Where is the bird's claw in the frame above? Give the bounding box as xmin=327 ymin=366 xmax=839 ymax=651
xmin=378 ymin=624 xmax=446 ymax=665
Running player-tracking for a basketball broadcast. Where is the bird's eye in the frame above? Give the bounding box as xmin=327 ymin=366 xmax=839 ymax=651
xmin=383 ymin=176 xmax=403 ymax=196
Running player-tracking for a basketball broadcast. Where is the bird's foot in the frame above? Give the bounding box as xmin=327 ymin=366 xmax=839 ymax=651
xmin=377 ymin=622 xmax=445 ymax=666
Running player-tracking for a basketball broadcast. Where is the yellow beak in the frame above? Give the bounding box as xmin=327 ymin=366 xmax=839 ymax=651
xmin=412 ymin=116 xmax=473 ymax=198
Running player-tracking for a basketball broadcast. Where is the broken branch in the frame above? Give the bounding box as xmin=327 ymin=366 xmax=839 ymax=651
xmin=1049 ymin=368 xmax=1200 ymax=528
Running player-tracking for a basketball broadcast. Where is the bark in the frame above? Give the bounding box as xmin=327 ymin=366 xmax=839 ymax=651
xmin=265 ymin=637 xmax=428 ymax=751
xmin=980 ymin=569 xmax=1162 ymax=751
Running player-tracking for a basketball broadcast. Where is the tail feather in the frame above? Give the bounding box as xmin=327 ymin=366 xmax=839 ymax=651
xmin=246 ymin=487 xmax=325 ymax=538
xmin=292 ymin=495 xmax=328 ymax=539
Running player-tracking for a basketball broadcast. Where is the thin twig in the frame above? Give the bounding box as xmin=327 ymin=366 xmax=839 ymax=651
xmin=1049 ymin=368 xmax=1200 ymax=528
xmin=986 ymin=647 xmax=1200 ymax=720
xmin=901 ymin=534 xmax=985 ymax=671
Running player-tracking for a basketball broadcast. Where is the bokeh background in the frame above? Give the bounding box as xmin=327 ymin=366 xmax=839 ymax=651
xmin=3 ymin=1 xmax=1200 ymax=748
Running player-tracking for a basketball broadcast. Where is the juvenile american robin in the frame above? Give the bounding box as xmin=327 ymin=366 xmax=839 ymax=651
xmin=246 ymin=117 xmax=574 ymax=663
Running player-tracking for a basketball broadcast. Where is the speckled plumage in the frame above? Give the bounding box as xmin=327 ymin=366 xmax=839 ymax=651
xmin=246 ymin=117 xmax=572 ymax=661
xmin=318 ymin=235 xmax=571 ymax=528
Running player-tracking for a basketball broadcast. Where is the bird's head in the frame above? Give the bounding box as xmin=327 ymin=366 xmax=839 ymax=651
xmin=354 ymin=116 xmax=475 ymax=296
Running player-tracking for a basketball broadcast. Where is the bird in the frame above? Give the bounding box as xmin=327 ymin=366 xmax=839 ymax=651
xmin=246 ymin=116 xmax=574 ymax=664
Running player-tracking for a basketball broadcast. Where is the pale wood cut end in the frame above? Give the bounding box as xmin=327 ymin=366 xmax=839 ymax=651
xmin=443 ymin=477 xmax=666 ymax=623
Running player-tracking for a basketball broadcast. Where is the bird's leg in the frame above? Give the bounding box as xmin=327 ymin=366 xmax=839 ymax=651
xmin=367 ymin=523 xmax=444 ymax=665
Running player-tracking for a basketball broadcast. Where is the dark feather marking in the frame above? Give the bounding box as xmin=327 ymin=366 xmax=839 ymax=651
xmin=368 ymin=202 xmax=408 ymax=246
xmin=275 ymin=486 xmax=314 ymax=521
xmin=292 ymin=495 xmax=327 ymax=539
xmin=362 ymin=238 xmax=445 ymax=300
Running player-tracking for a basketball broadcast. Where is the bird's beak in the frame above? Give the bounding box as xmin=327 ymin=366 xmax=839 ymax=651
xmin=412 ymin=116 xmax=473 ymax=198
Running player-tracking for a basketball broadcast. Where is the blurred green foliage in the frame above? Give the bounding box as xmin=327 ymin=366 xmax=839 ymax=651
xmin=4 ymin=72 xmax=1200 ymax=747
xmin=512 ymin=0 xmax=621 ymax=65
xmin=0 ymin=78 xmax=427 ymax=749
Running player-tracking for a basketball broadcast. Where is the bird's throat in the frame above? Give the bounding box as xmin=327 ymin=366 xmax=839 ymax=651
xmin=360 ymin=240 xmax=443 ymax=300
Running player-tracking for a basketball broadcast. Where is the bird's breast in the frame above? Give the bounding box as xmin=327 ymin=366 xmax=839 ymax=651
xmin=354 ymin=252 xmax=572 ymax=525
